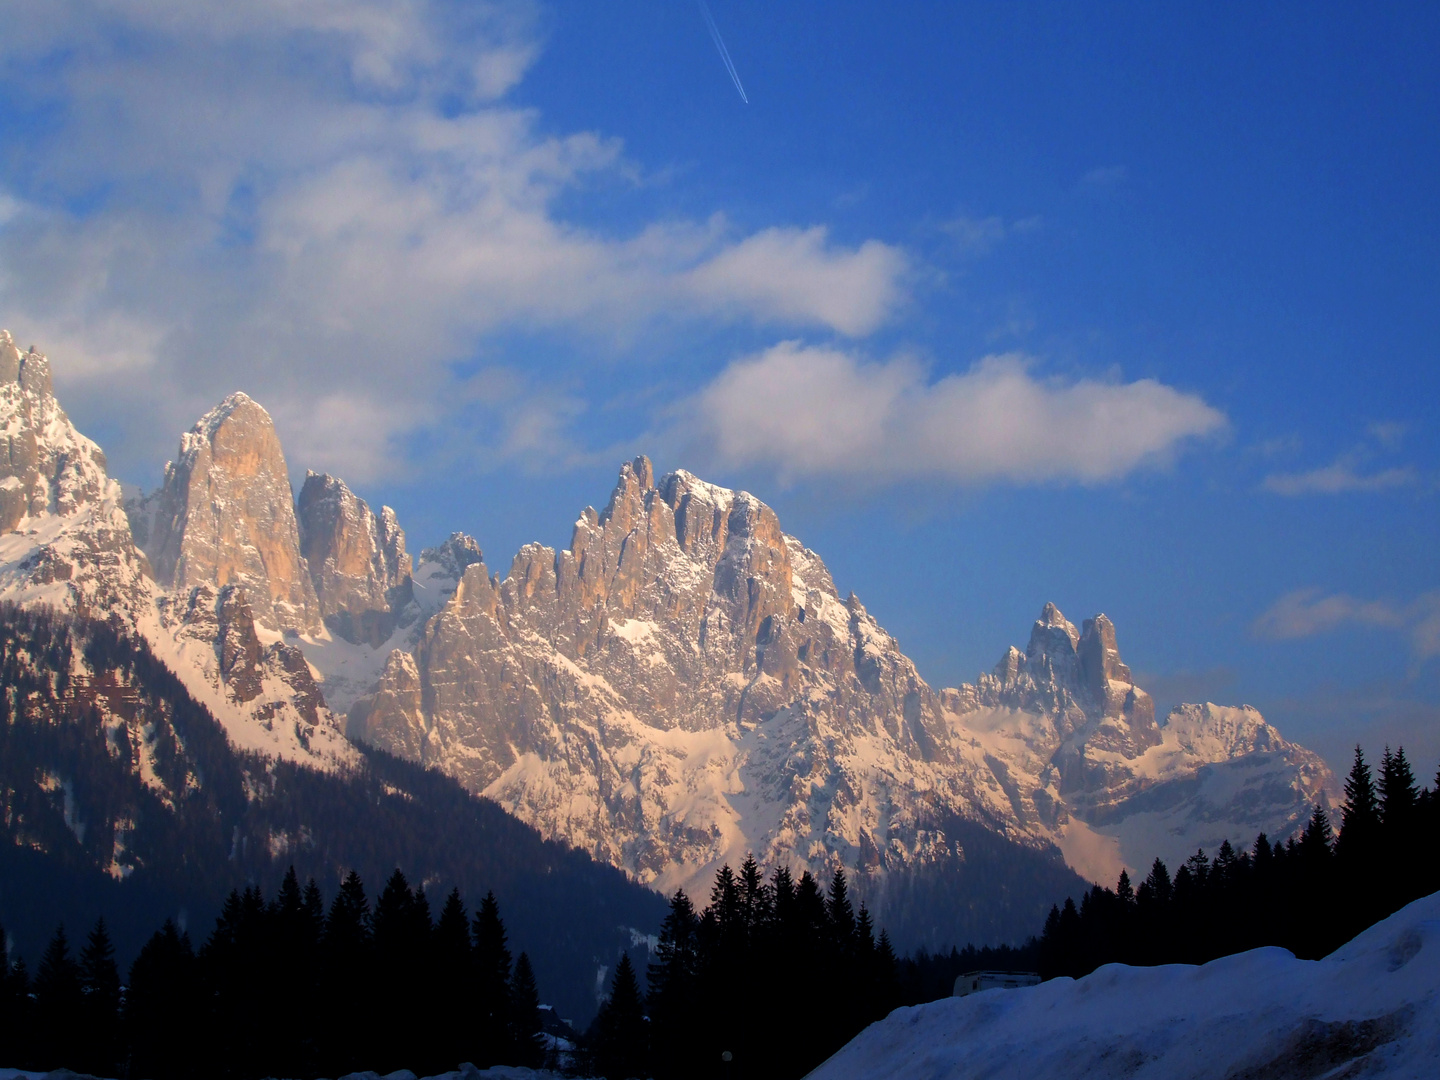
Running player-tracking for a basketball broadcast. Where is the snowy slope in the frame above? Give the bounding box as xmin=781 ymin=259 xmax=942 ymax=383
xmin=810 ymin=890 xmax=1440 ymax=1080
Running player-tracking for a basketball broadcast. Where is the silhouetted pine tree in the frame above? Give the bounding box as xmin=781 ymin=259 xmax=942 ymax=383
xmin=0 ymin=921 xmax=30 ymax=1069
xmin=827 ymin=868 xmax=857 ymax=948
xmin=433 ymin=888 xmax=474 ymax=1071
xmin=372 ymin=870 xmax=431 ymax=1072
xmin=33 ymin=925 xmax=83 ymax=1070
xmin=1340 ymin=745 xmax=1381 ymax=847
xmin=509 ymin=951 xmax=545 ymax=1069
xmin=473 ymin=890 xmax=514 ymax=1065
xmin=592 ymin=953 xmax=647 ymax=1080
xmin=647 ymin=889 xmax=700 ymax=1078
xmin=126 ymin=919 xmax=200 ymax=1080
xmin=321 ymin=871 xmax=372 ymax=1075
xmin=1380 ymin=747 xmax=1421 ymax=905
xmin=77 ymin=918 xmax=121 ymax=1076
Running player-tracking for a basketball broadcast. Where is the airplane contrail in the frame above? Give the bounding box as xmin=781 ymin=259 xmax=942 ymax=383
xmin=698 ymin=0 xmax=748 ymax=104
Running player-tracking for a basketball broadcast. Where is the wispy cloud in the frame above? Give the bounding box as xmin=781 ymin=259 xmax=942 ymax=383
xmin=1262 ymin=461 xmax=1417 ymax=495
xmin=1262 ymin=425 xmax=1419 ymax=496
xmin=0 ymin=0 xmax=909 ymax=485
xmin=937 ymin=213 xmax=1041 ymax=257
xmin=1254 ymin=588 xmax=1440 ymax=663
xmin=1081 ymin=165 xmax=1128 ymax=188
xmin=674 ymin=342 xmax=1226 ymax=487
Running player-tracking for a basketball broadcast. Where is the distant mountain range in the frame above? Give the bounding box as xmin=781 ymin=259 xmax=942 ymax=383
xmin=0 ymin=328 xmax=1336 ymax=957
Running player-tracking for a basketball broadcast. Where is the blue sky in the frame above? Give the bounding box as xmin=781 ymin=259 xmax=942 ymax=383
xmin=1 ymin=1 xmax=1437 ymax=772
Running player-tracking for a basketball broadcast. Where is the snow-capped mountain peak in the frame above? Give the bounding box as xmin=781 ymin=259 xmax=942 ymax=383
xmin=0 ymin=333 xmax=1338 ymax=922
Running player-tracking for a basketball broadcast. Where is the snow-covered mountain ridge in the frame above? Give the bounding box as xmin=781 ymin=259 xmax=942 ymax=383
xmin=0 ymin=331 xmax=1336 ymax=911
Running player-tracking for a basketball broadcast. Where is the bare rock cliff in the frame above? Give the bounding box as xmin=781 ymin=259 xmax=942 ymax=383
xmin=297 ymin=471 xmax=413 ymax=646
xmin=134 ymin=393 xmax=319 ymax=633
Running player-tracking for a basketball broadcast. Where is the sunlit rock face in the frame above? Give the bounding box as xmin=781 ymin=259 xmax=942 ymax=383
xmin=950 ymin=604 xmax=1334 ymax=882
xmin=0 ymin=330 xmax=112 ymax=532
xmin=351 ymin=456 xmax=992 ymax=893
xmin=0 ymin=330 xmax=151 ymax=620
xmin=297 ymin=471 xmax=413 ymax=647
xmin=351 ymin=457 xmax=1336 ymax=895
xmin=134 ymin=392 xmax=319 ymax=634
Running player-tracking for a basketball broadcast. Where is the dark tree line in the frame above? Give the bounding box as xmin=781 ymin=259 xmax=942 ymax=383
xmin=585 ymin=856 xmax=900 ymax=1080
xmin=0 ymin=867 xmax=548 ymax=1079
xmin=1039 ymin=745 xmax=1440 ymax=978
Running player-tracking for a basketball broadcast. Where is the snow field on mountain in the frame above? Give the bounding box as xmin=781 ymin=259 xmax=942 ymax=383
xmin=810 ymin=890 xmax=1440 ymax=1080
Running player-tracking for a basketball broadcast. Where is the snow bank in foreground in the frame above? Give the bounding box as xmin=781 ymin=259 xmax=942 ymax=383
xmin=0 ymin=1065 xmax=565 ymax=1080
xmin=810 ymin=891 xmax=1440 ymax=1080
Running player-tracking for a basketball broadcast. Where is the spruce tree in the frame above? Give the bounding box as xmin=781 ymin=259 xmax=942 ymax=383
xmin=1340 ymin=745 xmax=1380 ymax=843
xmin=34 ymin=925 xmax=83 ymax=1069
xmin=77 ymin=918 xmax=121 ymax=1076
xmin=593 ymin=953 xmax=647 ymax=1080
xmin=739 ymin=854 xmax=771 ymax=932
xmin=1142 ymin=858 xmax=1172 ymax=905
xmin=1301 ymin=803 xmax=1334 ymax=860
xmin=1116 ymin=870 xmax=1135 ymax=907
xmin=0 ymin=923 xmax=30 ymax=1070
xmin=373 ymin=870 xmax=429 ymax=1071
xmin=827 ymin=867 xmax=857 ymax=948
xmin=126 ymin=920 xmax=200 ymax=1080
xmin=321 ymin=872 xmax=372 ymax=1074
xmin=647 ymin=889 xmax=699 ymax=1078
xmin=473 ymin=891 xmax=514 ymax=1064
xmin=1379 ymin=746 xmax=1419 ymax=828
xmin=434 ymin=888 xmax=473 ymax=1072
xmin=509 ymin=951 xmax=545 ymax=1069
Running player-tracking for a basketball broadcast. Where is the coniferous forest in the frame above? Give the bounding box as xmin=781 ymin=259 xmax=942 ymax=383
xmin=589 ymin=857 xmax=899 ymax=1080
xmin=1037 ymin=745 xmax=1440 ymax=977
xmin=0 ymin=868 xmax=549 ymax=1079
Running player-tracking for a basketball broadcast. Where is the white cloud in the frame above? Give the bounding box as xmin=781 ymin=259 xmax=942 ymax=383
xmin=682 ymin=227 xmax=908 ymax=337
xmin=0 ymin=0 xmax=909 ymax=486
xmin=679 ymin=342 xmax=1226 ymax=486
xmin=1254 ymin=588 xmax=1440 ymax=663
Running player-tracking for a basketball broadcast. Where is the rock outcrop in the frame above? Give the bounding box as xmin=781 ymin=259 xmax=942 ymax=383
xmin=133 ymin=393 xmax=319 ymax=633
xmin=351 ymin=456 xmax=985 ymax=892
xmin=945 ymin=603 xmax=1333 ymax=882
xmin=349 ymin=457 xmax=1336 ymax=896
xmin=0 ymin=331 xmax=152 ymax=620
xmin=297 ymin=471 xmax=413 ymax=646
xmin=0 ymin=330 xmax=112 ymax=531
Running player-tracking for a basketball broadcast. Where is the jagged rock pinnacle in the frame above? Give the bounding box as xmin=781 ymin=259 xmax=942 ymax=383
xmin=137 ymin=392 xmax=319 ymax=632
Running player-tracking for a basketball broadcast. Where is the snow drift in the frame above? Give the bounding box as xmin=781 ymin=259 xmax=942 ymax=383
xmin=809 ymin=891 xmax=1440 ymax=1080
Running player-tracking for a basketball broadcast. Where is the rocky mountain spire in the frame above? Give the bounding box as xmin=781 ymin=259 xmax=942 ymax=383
xmin=297 ymin=471 xmax=414 ymax=646
xmin=136 ymin=392 xmax=319 ymax=633
xmin=0 ymin=330 xmax=112 ymax=530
